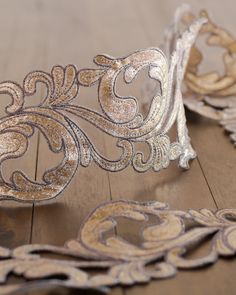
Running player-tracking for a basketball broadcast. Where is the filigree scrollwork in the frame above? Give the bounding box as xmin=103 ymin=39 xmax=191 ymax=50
xmin=165 ymin=5 xmax=236 ymax=145
xmin=1 ymin=199 xmax=236 ymax=294
xmin=0 ymin=18 xmax=205 ymax=203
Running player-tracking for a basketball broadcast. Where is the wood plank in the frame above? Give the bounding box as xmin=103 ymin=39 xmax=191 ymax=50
xmin=74 ymin=4 xmax=220 ymax=293
xmin=119 ymin=1 xmax=236 ymax=295
xmin=0 ymin=0 xmax=46 ymax=248
xmin=81 ymin=2 xmax=226 ymax=295
xmin=133 ymin=0 xmax=236 ymax=208
xmin=30 ymin=1 xmax=123 ymax=295
xmin=31 ymin=0 xmax=112 ymax=244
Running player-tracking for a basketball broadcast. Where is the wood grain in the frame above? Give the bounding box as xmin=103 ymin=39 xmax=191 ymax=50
xmin=0 ymin=0 xmax=46 ymax=248
xmin=0 ymin=0 xmax=235 ymax=295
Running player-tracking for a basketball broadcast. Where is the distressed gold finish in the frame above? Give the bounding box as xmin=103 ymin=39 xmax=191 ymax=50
xmin=165 ymin=5 xmax=236 ymax=145
xmin=0 ymin=17 xmax=205 ymax=203
xmin=1 ymin=199 xmax=236 ymax=294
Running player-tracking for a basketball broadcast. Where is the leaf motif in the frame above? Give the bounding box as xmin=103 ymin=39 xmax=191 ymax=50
xmin=24 ymin=65 xmax=79 ymax=107
xmin=50 ymin=65 xmax=79 ymax=106
xmin=51 ymin=66 xmax=64 ymax=98
xmin=0 ymin=82 xmax=24 ymax=114
xmin=49 ymin=65 xmax=79 ymax=106
xmin=94 ymin=54 xmax=116 ymax=66
xmin=153 ymin=135 xmax=171 ymax=171
xmin=78 ymin=69 xmax=106 ymax=86
xmin=189 ymin=209 xmax=224 ymax=226
xmin=24 ymin=70 xmax=53 ymax=98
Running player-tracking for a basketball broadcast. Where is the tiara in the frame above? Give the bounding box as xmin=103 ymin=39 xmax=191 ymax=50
xmin=1 ymin=13 xmax=235 ymax=295
xmin=0 ymin=17 xmax=206 ymax=203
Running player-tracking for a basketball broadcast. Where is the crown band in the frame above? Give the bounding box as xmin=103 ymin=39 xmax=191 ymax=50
xmin=0 ymin=18 xmax=205 ymax=203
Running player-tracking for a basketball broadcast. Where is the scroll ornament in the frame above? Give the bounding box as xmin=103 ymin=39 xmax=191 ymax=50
xmin=0 ymin=12 xmax=235 ymax=295
xmin=0 ymin=17 xmax=205 ymax=203
xmin=164 ymin=5 xmax=236 ymax=145
xmin=1 ymin=200 xmax=236 ymax=294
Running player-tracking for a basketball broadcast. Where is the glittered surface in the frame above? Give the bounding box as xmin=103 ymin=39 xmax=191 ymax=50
xmin=0 ymin=18 xmax=204 ymax=203
xmin=1 ymin=1 xmax=236 ymax=295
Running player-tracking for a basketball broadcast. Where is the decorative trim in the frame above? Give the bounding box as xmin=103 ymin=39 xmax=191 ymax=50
xmin=1 ymin=199 xmax=236 ymax=294
xmin=165 ymin=5 xmax=236 ymax=146
xmin=0 ymin=18 xmax=205 ymax=203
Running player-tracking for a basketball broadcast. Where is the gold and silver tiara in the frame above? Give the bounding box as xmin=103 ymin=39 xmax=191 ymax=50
xmin=0 ymin=17 xmax=205 ymax=203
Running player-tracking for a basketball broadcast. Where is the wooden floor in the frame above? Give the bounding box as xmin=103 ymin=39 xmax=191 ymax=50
xmin=0 ymin=0 xmax=236 ymax=294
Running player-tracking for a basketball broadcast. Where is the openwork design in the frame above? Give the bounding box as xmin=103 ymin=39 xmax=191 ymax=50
xmin=0 ymin=18 xmax=205 ymax=203
xmin=165 ymin=5 xmax=236 ymax=145
xmin=1 ymin=199 xmax=236 ymax=294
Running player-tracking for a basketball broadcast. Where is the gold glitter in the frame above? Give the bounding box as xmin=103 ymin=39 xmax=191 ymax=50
xmin=0 ymin=17 xmax=205 ymax=203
